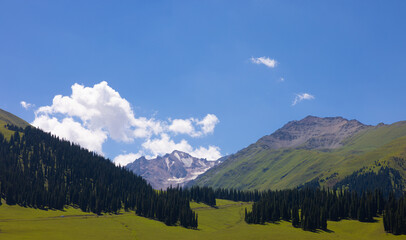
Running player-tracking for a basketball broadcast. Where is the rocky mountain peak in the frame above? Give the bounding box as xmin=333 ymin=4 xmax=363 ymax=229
xmin=126 ymin=150 xmax=222 ymax=189
xmin=257 ymin=116 xmax=370 ymax=150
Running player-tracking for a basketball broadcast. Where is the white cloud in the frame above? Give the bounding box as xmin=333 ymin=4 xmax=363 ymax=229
xmin=32 ymin=115 xmax=107 ymax=154
xmin=190 ymin=146 xmax=222 ymax=160
xmin=20 ymin=101 xmax=33 ymax=109
xmin=142 ymin=134 xmax=193 ymax=158
xmin=167 ymin=114 xmax=219 ymax=137
xmin=251 ymin=56 xmax=277 ymax=68
xmin=113 ymin=152 xmax=143 ymax=166
xmin=35 ymin=81 xmax=137 ymax=142
xmin=168 ymin=119 xmax=195 ymax=135
xmin=141 ymin=134 xmax=221 ymax=161
xmin=292 ymin=93 xmax=315 ymax=106
xmin=32 ymin=81 xmax=222 ymax=164
xmin=133 ymin=117 xmax=165 ymax=138
xmin=278 ymin=77 xmax=285 ymax=82
xmin=197 ymin=114 xmax=219 ymax=135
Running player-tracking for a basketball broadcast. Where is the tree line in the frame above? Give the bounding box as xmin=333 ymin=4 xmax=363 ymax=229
xmin=334 ymin=167 xmax=404 ymax=197
xmin=242 ymin=187 xmax=406 ymax=234
xmin=188 ymin=186 xmax=216 ymax=207
xmin=244 ymin=188 xmax=383 ymax=230
xmin=383 ymin=192 xmax=406 ymax=235
xmin=210 ymin=184 xmax=405 ymax=235
xmin=209 ymin=166 xmax=406 ymax=235
xmin=214 ymin=188 xmax=263 ymax=202
xmin=0 ymin=126 xmax=197 ymax=228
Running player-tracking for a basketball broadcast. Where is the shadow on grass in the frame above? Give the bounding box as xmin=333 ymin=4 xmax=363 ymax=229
xmin=302 ymin=228 xmax=335 ymax=234
xmin=259 ymin=220 xmax=336 ymax=234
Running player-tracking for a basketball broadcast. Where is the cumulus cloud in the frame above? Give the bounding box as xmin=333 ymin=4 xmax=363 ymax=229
xmin=32 ymin=115 xmax=107 ymax=154
xmin=141 ymin=134 xmax=221 ymax=160
xmin=292 ymin=93 xmax=315 ymax=106
xmin=190 ymin=146 xmax=222 ymax=160
xmin=35 ymin=81 xmax=137 ymax=142
xmin=113 ymin=152 xmax=143 ymax=166
xmin=20 ymin=101 xmax=33 ymax=109
xmin=167 ymin=114 xmax=220 ymax=137
xmin=133 ymin=117 xmax=165 ymax=138
xmin=142 ymin=134 xmax=193 ymax=158
xmin=32 ymin=81 xmax=222 ymax=164
xmin=251 ymin=56 xmax=277 ymax=68
xmin=197 ymin=114 xmax=219 ymax=135
xmin=168 ymin=119 xmax=195 ymax=136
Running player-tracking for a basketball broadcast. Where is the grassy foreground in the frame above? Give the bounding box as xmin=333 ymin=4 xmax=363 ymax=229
xmin=0 ymin=199 xmax=405 ymax=240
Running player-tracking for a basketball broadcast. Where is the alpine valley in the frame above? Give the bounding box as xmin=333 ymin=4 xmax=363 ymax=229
xmin=1 ymin=108 xmax=406 ymax=239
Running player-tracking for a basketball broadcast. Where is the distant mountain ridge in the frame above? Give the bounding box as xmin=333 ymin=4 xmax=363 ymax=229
xmin=256 ymin=116 xmax=371 ymax=150
xmin=193 ymin=116 xmax=406 ymax=191
xmin=126 ymin=150 xmax=223 ymax=189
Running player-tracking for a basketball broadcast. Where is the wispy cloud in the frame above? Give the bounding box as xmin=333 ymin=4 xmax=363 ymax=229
xmin=292 ymin=93 xmax=315 ymax=106
xmin=278 ymin=77 xmax=285 ymax=82
xmin=250 ymin=56 xmax=277 ymax=68
xmin=20 ymin=101 xmax=33 ymax=109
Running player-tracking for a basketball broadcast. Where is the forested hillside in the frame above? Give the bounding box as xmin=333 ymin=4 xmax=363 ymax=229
xmin=0 ymin=124 xmax=197 ymax=228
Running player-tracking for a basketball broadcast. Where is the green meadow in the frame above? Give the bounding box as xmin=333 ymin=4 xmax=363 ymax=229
xmin=0 ymin=199 xmax=405 ymax=240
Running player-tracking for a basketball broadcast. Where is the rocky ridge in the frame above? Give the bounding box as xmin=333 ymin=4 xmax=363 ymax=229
xmin=256 ymin=116 xmax=371 ymax=150
xmin=126 ymin=150 xmax=222 ymax=189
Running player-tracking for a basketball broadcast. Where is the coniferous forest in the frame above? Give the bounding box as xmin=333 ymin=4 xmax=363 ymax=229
xmin=334 ymin=167 xmax=404 ymax=197
xmin=383 ymin=192 xmax=406 ymax=235
xmin=243 ymin=188 xmax=406 ymax=234
xmin=0 ymin=125 xmax=197 ymax=228
xmin=212 ymin=186 xmax=406 ymax=235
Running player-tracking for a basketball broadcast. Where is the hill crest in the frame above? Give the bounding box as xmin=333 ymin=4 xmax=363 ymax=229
xmin=257 ymin=115 xmax=370 ymax=150
xmin=0 ymin=108 xmax=30 ymax=128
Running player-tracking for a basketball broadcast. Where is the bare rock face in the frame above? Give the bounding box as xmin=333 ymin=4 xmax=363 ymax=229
xmin=257 ymin=116 xmax=371 ymax=150
xmin=126 ymin=150 xmax=222 ymax=189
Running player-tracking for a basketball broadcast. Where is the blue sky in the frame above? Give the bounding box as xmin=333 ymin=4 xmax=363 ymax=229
xmin=1 ymin=1 xmax=406 ymax=164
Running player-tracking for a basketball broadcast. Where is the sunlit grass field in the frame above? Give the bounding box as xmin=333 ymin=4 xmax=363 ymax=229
xmin=0 ymin=199 xmax=405 ymax=240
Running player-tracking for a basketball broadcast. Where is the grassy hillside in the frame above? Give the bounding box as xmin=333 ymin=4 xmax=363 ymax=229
xmin=194 ymin=121 xmax=406 ymax=190
xmin=0 ymin=120 xmax=17 ymax=140
xmin=0 ymin=199 xmax=403 ymax=240
xmin=0 ymin=109 xmax=30 ymax=140
xmin=0 ymin=109 xmax=30 ymax=129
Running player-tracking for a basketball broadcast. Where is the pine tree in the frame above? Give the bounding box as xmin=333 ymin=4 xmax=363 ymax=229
xmin=291 ymin=206 xmax=300 ymax=227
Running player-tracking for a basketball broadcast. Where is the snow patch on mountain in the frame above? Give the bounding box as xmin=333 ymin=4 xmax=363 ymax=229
xmin=126 ymin=150 xmax=223 ymax=189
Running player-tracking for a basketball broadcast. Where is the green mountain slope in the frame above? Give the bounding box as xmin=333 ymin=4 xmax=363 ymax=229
xmin=0 ymin=108 xmax=30 ymax=139
xmin=0 ymin=108 xmax=30 ymax=128
xmin=193 ymin=118 xmax=406 ymax=190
